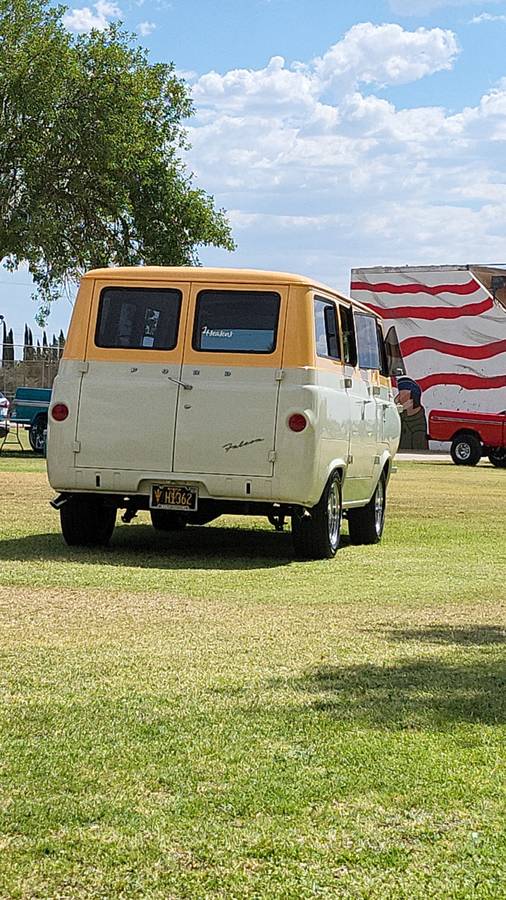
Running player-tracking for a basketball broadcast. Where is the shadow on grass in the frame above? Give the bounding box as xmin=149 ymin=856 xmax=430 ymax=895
xmin=292 ymin=659 xmax=506 ymax=726
xmin=386 ymin=625 xmax=506 ymax=645
xmin=0 ymin=448 xmax=40 ymax=460
xmin=272 ymin=626 xmax=506 ymax=726
xmin=0 ymin=524 xmax=300 ymax=570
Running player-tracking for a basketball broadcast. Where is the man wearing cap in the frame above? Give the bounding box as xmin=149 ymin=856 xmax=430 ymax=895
xmin=395 ymin=377 xmax=428 ymax=450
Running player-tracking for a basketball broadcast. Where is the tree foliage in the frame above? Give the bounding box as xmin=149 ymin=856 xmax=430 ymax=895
xmin=0 ymin=0 xmax=234 ymax=320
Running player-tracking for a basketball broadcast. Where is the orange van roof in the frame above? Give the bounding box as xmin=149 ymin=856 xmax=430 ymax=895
xmin=83 ymin=266 xmax=377 ymax=316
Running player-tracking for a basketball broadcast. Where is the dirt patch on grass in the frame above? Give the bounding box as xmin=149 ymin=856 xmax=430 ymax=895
xmin=1 ymin=583 xmax=504 ymax=659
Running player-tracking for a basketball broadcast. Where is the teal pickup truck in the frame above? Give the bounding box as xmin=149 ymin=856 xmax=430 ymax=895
xmin=9 ymin=387 xmax=51 ymax=453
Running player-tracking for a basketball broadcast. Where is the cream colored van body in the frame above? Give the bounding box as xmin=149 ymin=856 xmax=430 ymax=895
xmin=47 ymin=268 xmax=401 ymax=558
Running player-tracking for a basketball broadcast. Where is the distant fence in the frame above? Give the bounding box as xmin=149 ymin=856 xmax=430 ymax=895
xmin=0 ymin=345 xmax=62 ymax=398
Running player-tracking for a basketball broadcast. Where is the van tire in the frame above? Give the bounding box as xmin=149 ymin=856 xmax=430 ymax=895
xmin=150 ymin=510 xmax=187 ymax=531
xmin=450 ymin=433 xmax=481 ymax=466
xmin=291 ymin=472 xmax=342 ymax=560
xmin=60 ymin=495 xmax=116 ymax=546
xmin=348 ymin=473 xmax=386 ymax=545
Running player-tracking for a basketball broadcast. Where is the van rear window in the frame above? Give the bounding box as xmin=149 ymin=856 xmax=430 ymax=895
xmin=95 ymin=287 xmax=182 ymax=350
xmin=193 ymin=290 xmax=280 ymax=353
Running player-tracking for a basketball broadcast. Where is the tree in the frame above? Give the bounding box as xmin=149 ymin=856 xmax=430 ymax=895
xmin=0 ymin=0 xmax=235 ymax=321
xmin=1 ymin=322 xmax=14 ymax=361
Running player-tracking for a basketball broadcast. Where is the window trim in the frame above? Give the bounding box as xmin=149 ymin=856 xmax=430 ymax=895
xmin=339 ymin=303 xmax=358 ymax=367
xmin=192 ymin=289 xmax=281 ymax=355
xmin=95 ymin=286 xmax=183 ymax=351
xmin=314 ymin=295 xmax=342 ymax=361
xmin=354 ymin=310 xmax=382 ymax=371
xmin=377 ymin=322 xmax=389 ymax=377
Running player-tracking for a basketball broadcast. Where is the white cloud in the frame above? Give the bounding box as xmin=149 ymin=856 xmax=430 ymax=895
xmin=192 ymin=24 xmax=458 ymax=120
xmin=315 ymin=23 xmax=458 ymax=93
xmin=186 ymin=21 xmax=506 ymax=287
xmin=190 ymin=22 xmax=460 ymax=188
xmin=469 ymin=11 xmax=506 ymax=22
xmin=137 ymin=20 xmax=156 ymax=36
xmin=192 ymin=56 xmax=319 ymax=116
xmin=175 ymin=69 xmax=198 ymax=85
xmin=228 ymin=211 xmax=341 ymax=231
xmin=63 ymin=0 xmax=121 ymax=32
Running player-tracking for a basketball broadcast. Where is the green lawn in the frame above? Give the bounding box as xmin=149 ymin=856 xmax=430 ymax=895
xmin=0 ymin=453 xmax=505 ymax=898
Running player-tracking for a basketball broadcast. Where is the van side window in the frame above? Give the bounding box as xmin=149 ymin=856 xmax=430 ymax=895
xmin=96 ymin=288 xmax=182 ymax=350
xmin=193 ymin=291 xmax=280 ymax=353
xmin=355 ymin=312 xmax=381 ymax=370
xmin=339 ymin=305 xmax=357 ymax=366
xmin=314 ymin=297 xmax=341 ymax=360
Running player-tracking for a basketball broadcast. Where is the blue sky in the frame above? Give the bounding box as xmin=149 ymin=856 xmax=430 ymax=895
xmin=3 ymin=0 xmax=506 ymax=343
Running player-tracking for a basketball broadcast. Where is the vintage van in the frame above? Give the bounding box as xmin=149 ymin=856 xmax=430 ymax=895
xmin=47 ymin=267 xmax=401 ymax=559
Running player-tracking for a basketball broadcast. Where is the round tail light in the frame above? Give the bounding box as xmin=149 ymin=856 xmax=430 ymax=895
xmin=51 ymin=403 xmax=69 ymax=422
xmin=288 ymin=413 xmax=307 ymax=433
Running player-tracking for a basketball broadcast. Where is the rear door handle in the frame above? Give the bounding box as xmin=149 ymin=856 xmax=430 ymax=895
xmin=167 ymin=376 xmax=193 ymax=391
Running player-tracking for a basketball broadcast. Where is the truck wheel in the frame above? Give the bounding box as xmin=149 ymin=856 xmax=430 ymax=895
xmin=488 ymin=448 xmax=506 ymax=468
xmin=348 ymin=472 xmax=387 ymax=545
xmin=29 ymin=415 xmax=47 ymax=453
xmin=150 ymin=510 xmax=187 ymax=531
xmin=60 ymin=495 xmax=116 ymax=546
xmin=291 ymin=471 xmax=342 ymax=560
xmin=450 ymin=433 xmax=481 ymax=466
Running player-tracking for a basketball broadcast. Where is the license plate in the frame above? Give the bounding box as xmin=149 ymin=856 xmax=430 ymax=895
xmin=150 ymin=483 xmax=198 ymax=511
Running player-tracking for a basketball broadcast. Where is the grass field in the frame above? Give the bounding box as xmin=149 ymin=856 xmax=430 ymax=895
xmin=0 ymin=450 xmax=505 ymax=899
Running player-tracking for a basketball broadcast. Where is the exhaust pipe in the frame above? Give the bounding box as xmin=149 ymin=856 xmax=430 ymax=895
xmin=50 ymin=493 xmax=69 ymax=510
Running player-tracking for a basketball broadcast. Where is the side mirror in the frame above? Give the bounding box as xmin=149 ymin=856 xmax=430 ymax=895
xmin=384 ymin=326 xmax=406 ymax=377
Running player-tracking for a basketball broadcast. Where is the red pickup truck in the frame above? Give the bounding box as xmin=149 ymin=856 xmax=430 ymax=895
xmin=428 ymin=409 xmax=506 ymax=467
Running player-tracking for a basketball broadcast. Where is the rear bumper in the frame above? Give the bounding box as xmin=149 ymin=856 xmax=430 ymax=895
xmin=47 ymin=465 xmax=319 ymax=507
xmin=50 ymin=467 xmax=274 ymax=502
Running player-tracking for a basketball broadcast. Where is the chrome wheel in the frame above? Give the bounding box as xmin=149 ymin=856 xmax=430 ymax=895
xmin=348 ymin=471 xmax=387 ymax=545
xmin=451 ymin=433 xmax=481 ymax=466
xmin=327 ymin=478 xmax=341 ymax=550
xmin=292 ymin=472 xmax=342 ymax=559
xmin=455 ymin=441 xmax=471 ymax=461
xmin=374 ymin=478 xmax=385 ymax=536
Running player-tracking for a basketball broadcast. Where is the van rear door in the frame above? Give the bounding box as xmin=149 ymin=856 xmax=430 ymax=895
xmin=76 ymin=279 xmax=187 ymax=472
xmin=173 ymin=282 xmax=286 ymax=477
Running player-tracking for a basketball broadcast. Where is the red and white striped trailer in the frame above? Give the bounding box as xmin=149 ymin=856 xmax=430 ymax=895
xmin=350 ymin=265 xmax=506 ymax=450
